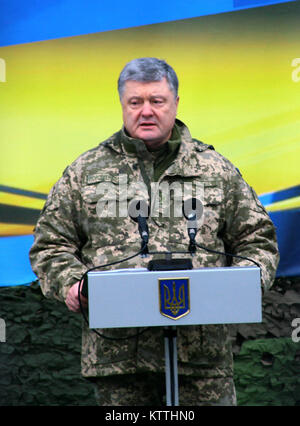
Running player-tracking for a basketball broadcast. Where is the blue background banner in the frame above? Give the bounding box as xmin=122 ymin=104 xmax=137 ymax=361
xmin=271 ymin=209 xmax=300 ymax=277
xmin=0 ymin=0 xmax=295 ymax=46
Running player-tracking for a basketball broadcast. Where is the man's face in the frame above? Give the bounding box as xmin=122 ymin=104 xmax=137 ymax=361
xmin=121 ymin=77 xmax=179 ymax=149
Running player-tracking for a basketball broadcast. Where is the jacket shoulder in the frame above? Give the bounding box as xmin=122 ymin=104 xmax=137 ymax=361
xmin=192 ymin=138 xmax=215 ymax=152
xmin=62 ymin=132 xmax=121 ymax=180
xmin=191 ymin=139 xmax=243 ymax=180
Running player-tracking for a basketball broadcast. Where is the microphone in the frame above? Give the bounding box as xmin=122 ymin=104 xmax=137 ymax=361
xmin=137 ymin=215 xmax=149 ymax=244
xmin=128 ymin=199 xmax=150 ymax=257
xmin=186 ymin=212 xmax=197 ymax=242
xmin=182 ymin=198 xmax=203 ymax=255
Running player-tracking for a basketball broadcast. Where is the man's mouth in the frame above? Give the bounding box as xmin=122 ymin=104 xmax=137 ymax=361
xmin=139 ymin=122 xmax=156 ymax=128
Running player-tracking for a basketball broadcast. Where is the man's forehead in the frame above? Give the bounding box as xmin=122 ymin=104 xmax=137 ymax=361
xmin=123 ymin=78 xmax=171 ymax=95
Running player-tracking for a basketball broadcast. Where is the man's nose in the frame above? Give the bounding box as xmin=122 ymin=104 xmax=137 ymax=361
xmin=141 ymin=101 xmax=153 ymax=117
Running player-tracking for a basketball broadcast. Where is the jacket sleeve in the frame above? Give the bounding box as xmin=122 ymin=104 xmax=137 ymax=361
xmin=29 ymin=167 xmax=88 ymax=303
xmin=222 ymin=168 xmax=280 ymax=293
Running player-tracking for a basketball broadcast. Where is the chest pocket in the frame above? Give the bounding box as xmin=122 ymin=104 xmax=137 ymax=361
xmin=82 ymin=173 xmax=119 ymax=213
xmin=81 ymin=173 xmax=149 ymax=247
xmin=82 ymin=174 xmax=125 ymax=246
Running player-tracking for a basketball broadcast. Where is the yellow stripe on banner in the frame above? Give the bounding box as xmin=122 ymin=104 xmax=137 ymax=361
xmin=266 ymin=196 xmax=300 ymax=213
xmin=0 ymin=223 xmax=35 ymax=236
xmin=0 ymin=193 xmax=45 ymax=210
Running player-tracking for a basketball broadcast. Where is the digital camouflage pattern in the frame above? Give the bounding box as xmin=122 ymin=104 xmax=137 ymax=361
xmin=30 ymin=119 xmax=279 ymax=382
xmin=91 ymin=372 xmax=236 ymax=406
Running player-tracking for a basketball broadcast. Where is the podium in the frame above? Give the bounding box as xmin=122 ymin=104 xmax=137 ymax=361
xmin=87 ymin=266 xmax=261 ymax=405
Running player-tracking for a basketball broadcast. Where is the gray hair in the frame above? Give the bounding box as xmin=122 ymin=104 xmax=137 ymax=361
xmin=118 ymin=57 xmax=179 ymax=100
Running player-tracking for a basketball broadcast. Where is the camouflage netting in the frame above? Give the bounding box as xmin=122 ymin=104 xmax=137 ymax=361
xmin=234 ymin=337 xmax=300 ymax=406
xmin=0 ymin=282 xmax=96 ymax=406
xmin=230 ymin=276 xmax=300 ymax=406
xmin=0 ymin=276 xmax=300 ymax=406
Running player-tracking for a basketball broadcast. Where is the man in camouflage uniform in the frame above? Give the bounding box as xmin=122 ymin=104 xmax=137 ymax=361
xmin=30 ymin=57 xmax=279 ymax=405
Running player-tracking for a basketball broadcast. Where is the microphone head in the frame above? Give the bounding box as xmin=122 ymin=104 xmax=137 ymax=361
xmin=128 ymin=199 xmax=149 ymax=242
xmin=182 ymin=198 xmax=203 ymax=227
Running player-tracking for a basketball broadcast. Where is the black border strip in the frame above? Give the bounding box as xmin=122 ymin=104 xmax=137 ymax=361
xmin=0 ymin=185 xmax=47 ymax=200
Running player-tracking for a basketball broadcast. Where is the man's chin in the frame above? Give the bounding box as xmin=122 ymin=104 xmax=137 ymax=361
xmin=137 ymin=129 xmax=158 ymax=140
xmin=137 ymin=132 xmax=163 ymax=144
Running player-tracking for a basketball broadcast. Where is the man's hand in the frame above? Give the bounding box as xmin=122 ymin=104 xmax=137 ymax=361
xmin=65 ymin=281 xmax=88 ymax=312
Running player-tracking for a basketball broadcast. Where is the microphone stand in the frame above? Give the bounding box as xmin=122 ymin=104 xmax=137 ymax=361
xmin=164 ymin=323 xmax=178 ymax=406
xmin=147 ymin=251 xmax=193 ymax=407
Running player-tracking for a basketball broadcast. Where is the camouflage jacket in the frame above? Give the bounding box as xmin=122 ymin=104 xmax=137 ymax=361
xmin=29 ymin=119 xmax=279 ymax=378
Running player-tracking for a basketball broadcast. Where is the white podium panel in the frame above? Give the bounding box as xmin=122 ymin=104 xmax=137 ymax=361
xmin=87 ymin=266 xmax=261 ymax=329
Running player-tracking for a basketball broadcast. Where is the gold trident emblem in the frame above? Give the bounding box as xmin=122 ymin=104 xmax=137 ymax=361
xmin=164 ymin=281 xmax=186 ymax=316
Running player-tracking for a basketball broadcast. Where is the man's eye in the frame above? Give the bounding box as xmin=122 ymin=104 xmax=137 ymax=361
xmin=129 ymin=100 xmax=141 ymax=107
xmin=152 ymin=99 xmax=164 ymax=105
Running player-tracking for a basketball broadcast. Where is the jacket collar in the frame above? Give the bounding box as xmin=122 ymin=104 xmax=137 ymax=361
xmin=101 ymin=119 xmax=214 ymax=177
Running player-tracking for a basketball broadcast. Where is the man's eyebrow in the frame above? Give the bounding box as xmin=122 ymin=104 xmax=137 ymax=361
xmin=126 ymin=95 xmax=167 ymax=103
xmin=150 ymin=95 xmax=166 ymax=99
xmin=128 ymin=96 xmax=143 ymax=101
